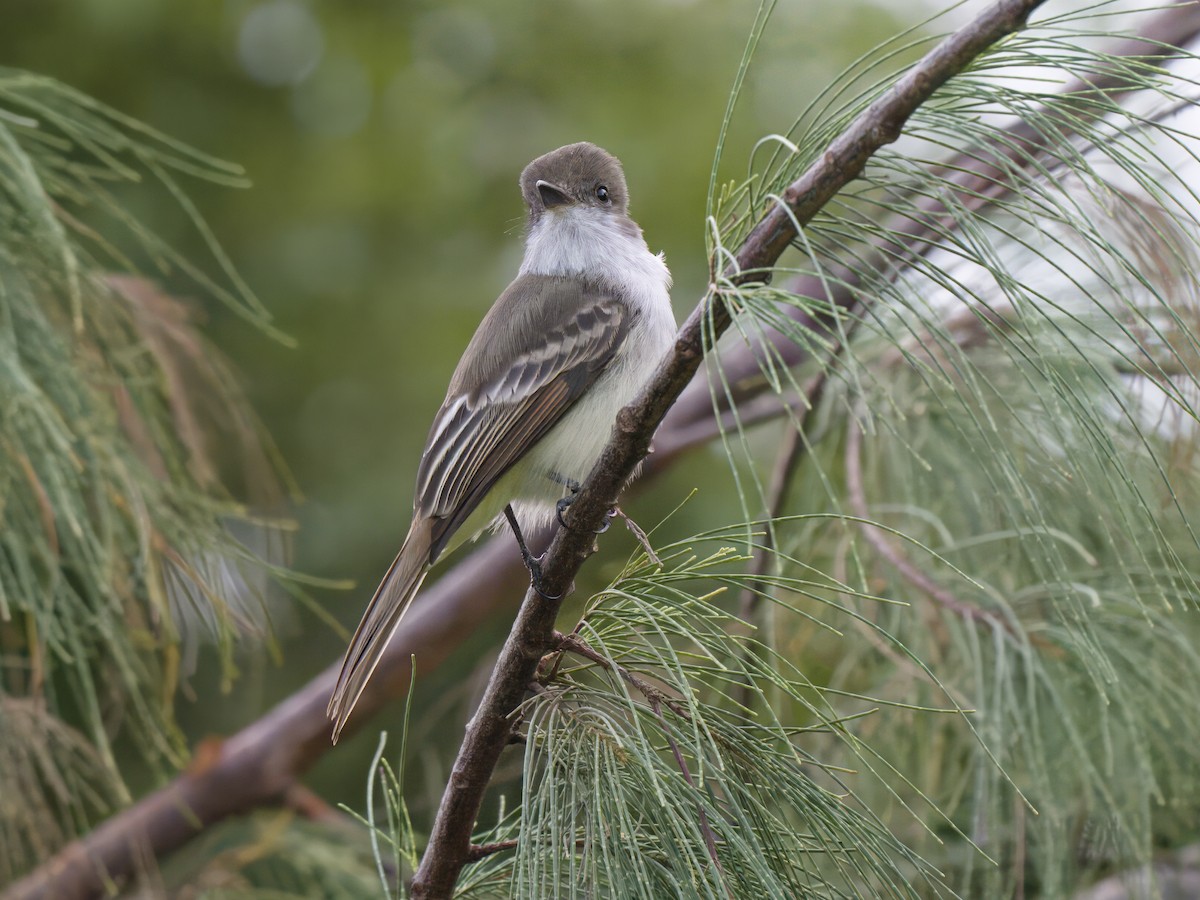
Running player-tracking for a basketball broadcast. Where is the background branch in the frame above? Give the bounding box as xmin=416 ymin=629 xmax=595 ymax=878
xmin=844 ymin=408 xmax=1014 ymax=632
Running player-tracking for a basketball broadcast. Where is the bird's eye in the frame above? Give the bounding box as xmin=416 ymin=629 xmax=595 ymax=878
xmin=595 ymin=185 xmax=610 ymax=203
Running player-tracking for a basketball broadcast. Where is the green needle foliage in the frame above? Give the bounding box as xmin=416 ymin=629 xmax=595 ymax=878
xmin=140 ymin=813 xmax=383 ymax=899
xmin=709 ymin=3 xmax=1200 ymax=896
xmin=0 ymin=71 xmax=290 ymax=881
xmin=506 ymin=542 xmax=944 ymax=899
xmin=375 ymin=538 xmax=957 ymax=898
xmin=10 ymin=1 xmax=1195 ymax=895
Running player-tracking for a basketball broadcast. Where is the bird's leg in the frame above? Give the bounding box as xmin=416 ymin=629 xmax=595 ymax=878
xmin=551 ymin=474 xmax=614 ymax=534
xmin=553 ymin=478 xmax=580 ymax=530
xmin=504 ymin=503 xmax=561 ymax=601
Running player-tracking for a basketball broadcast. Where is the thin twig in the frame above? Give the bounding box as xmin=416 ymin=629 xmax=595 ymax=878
xmin=553 ymin=631 xmax=692 ymax=721
xmin=844 ymin=409 xmax=1014 ymax=634
xmin=612 ymin=508 xmax=661 ymax=566
xmin=465 ymin=839 xmax=519 ymax=862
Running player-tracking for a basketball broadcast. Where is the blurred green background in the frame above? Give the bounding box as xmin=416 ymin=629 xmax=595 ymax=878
xmin=0 ymin=0 xmax=907 ymax=818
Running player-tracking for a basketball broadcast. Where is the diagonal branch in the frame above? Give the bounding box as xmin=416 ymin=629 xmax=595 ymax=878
xmin=409 ymin=1 xmax=1049 ymax=894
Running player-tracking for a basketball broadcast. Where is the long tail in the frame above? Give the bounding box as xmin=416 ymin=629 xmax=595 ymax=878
xmin=327 ymin=517 xmax=433 ymax=742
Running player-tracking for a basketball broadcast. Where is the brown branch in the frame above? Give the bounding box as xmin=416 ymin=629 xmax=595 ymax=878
xmin=844 ymin=409 xmax=1014 ymax=634
xmin=409 ymin=2 xmax=1049 ymax=895
xmin=464 ymin=839 xmax=518 ymax=862
xmin=553 ymin=630 xmax=691 ymax=721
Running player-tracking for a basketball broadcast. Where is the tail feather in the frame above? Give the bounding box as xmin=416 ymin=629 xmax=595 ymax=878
xmin=328 ymin=517 xmax=433 ymax=742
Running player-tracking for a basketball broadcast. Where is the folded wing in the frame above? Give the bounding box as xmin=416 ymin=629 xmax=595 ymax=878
xmin=415 ymin=285 xmax=628 ymax=561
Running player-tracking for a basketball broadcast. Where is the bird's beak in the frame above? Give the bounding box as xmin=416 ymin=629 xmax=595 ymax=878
xmin=536 ymin=179 xmax=571 ymax=209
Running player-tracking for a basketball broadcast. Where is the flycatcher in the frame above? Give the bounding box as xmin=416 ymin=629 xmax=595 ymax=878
xmin=327 ymin=142 xmax=676 ymax=740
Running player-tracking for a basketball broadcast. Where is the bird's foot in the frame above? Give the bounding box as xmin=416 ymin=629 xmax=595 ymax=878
xmin=525 ymin=551 xmax=563 ymax=601
xmin=504 ymin=503 xmax=563 ymax=600
xmin=554 ymin=480 xmax=615 ymax=535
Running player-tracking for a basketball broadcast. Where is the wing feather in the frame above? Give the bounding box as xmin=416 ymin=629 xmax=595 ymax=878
xmin=413 ymin=288 xmax=626 ymax=562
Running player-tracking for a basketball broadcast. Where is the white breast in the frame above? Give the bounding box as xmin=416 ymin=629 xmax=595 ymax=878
xmin=519 ymin=206 xmax=673 ymax=313
xmin=509 ymin=205 xmax=677 ymax=526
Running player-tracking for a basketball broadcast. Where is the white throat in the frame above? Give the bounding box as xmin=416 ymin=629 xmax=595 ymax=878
xmin=518 ymin=206 xmax=672 ymax=300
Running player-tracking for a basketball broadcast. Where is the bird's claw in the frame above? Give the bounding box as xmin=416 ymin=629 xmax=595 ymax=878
xmin=527 ymin=554 xmax=563 ymax=601
xmin=504 ymin=503 xmax=563 ymax=600
xmin=555 ymin=494 xmax=573 ymax=529
xmin=555 ymin=492 xmax=615 ymax=535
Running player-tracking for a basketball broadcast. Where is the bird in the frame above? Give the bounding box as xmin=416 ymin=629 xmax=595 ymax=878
xmin=327 ymin=142 xmax=676 ymax=741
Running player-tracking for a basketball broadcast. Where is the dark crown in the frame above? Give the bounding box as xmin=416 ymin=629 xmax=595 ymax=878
xmin=519 ymin=142 xmax=630 ymax=218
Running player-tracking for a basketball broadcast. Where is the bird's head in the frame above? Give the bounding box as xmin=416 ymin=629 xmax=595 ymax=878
xmin=520 ymin=142 xmax=630 ymax=225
